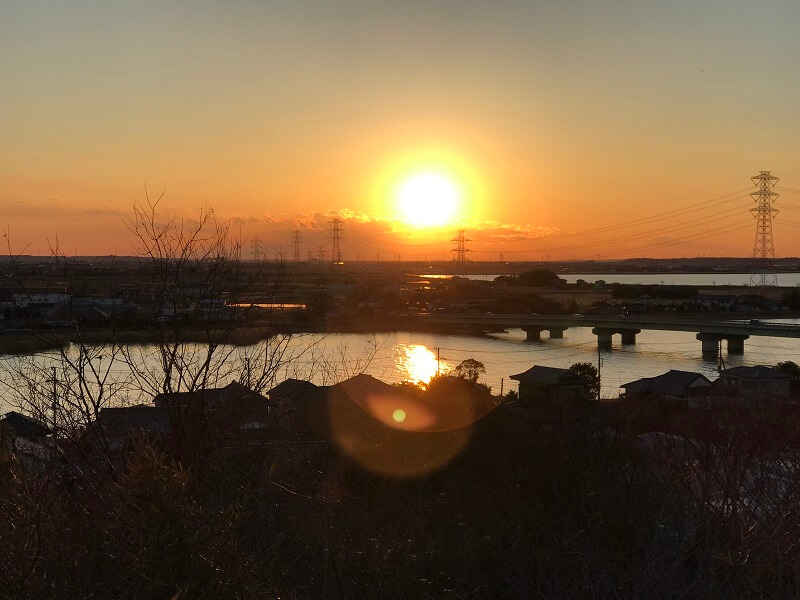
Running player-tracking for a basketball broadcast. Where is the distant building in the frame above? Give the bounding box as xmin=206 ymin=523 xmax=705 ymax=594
xmin=717 ymin=366 xmax=791 ymax=398
xmin=509 ymin=366 xmax=591 ymax=405
xmin=12 ymin=293 xmax=71 ymax=321
xmin=621 ymin=370 xmax=713 ymax=406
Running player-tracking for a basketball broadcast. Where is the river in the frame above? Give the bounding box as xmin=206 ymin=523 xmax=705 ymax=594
xmin=2 ymin=322 xmax=799 ymax=412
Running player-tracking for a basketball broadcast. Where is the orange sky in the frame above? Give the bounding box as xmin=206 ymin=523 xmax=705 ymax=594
xmin=3 ymin=1 xmax=800 ymax=260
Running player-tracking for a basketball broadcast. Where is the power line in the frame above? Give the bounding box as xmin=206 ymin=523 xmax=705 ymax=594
xmin=471 ymin=188 xmax=754 ymax=243
xmin=468 ymin=203 xmax=751 ymax=255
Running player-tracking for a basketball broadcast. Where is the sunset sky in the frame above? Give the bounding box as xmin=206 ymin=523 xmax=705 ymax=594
xmin=3 ymin=1 xmax=800 ymax=260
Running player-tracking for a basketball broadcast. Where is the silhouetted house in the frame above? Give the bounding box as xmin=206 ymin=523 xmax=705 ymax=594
xmin=1 ymin=411 xmax=55 ymax=472
xmin=268 ymin=378 xmax=319 ymax=405
xmin=717 ymin=366 xmax=791 ymax=399
xmin=153 ymin=381 xmax=274 ymax=440
xmin=154 ymin=380 xmax=269 ymax=411
xmin=621 ymin=370 xmax=713 ymax=406
xmin=94 ymin=405 xmax=172 ymax=451
xmin=509 ymin=366 xmax=591 ymax=405
xmin=1 ymin=411 xmax=51 ymax=441
xmin=267 ymin=378 xmax=328 ymax=438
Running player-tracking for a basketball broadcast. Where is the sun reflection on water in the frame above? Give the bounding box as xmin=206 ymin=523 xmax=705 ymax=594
xmin=400 ymin=344 xmax=439 ymax=385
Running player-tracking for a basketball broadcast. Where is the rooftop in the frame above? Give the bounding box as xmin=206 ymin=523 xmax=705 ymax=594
xmin=622 ymin=370 xmax=712 ymax=397
xmin=510 ymin=366 xmax=587 ymax=386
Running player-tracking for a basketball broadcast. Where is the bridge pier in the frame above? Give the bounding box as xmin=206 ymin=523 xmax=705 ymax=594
xmin=620 ymin=329 xmax=641 ymax=345
xmin=592 ymin=328 xmax=614 ymax=351
xmin=727 ymin=335 xmax=749 ymax=355
xmin=523 ymin=327 xmax=542 ymax=342
xmin=697 ymin=333 xmax=722 ymax=358
xmin=549 ymin=327 xmax=567 ymax=339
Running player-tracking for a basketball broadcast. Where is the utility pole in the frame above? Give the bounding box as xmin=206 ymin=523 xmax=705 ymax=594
xmin=750 ymin=170 xmax=779 ymax=287
xmin=451 ymin=229 xmax=471 ymax=275
xmin=597 ymin=345 xmax=603 ymax=401
xmin=329 ymin=218 xmax=343 ymax=265
xmin=51 ymin=366 xmax=58 ymax=434
xmin=292 ymin=230 xmax=301 ymax=263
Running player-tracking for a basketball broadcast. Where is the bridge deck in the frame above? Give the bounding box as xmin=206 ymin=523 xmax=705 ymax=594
xmin=419 ymin=314 xmax=800 ymax=338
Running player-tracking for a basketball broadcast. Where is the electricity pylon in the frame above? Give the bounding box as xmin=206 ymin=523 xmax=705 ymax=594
xmin=451 ymin=229 xmax=471 ymax=274
xmin=329 ymin=218 xmax=343 ymax=265
xmin=749 ymin=171 xmax=779 ymax=287
xmin=251 ymin=235 xmax=262 ymax=262
xmin=292 ymin=230 xmax=301 ymax=262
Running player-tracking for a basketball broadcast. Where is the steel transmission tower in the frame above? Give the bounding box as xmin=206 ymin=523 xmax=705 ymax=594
xmin=251 ymin=235 xmax=262 ymax=262
xmin=749 ymin=171 xmax=779 ymax=287
xmin=292 ymin=230 xmax=301 ymax=262
xmin=451 ymin=229 xmax=471 ymax=274
xmin=329 ymin=218 xmax=343 ymax=264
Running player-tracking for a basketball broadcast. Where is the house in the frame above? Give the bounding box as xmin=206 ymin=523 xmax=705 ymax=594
xmin=717 ymin=366 xmax=791 ymax=398
xmin=621 ymin=370 xmax=713 ymax=406
xmin=509 ymin=366 xmax=591 ymax=405
xmin=93 ymin=405 xmax=172 ymax=451
xmin=1 ymin=411 xmax=55 ymax=473
xmin=154 ymin=380 xmax=271 ymax=412
xmin=153 ymin=381 xmax=275 ymax=439
xmin=12 ymin=293 xmax=71 ymax=321
xmin=1 ymin=411 xmax=52 ymax=442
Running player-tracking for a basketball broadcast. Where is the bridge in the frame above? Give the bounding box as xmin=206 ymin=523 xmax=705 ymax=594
xmin=418 ymin=314 xmax=800 ymax=357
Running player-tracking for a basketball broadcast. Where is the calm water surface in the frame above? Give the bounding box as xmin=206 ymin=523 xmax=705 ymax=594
xmin=2 ymin=322 xmax=799 ymax=411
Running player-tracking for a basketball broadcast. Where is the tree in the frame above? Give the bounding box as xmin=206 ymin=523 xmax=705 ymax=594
xmin=515 ymin=270 xmax=564 ymax=288
xmin=569 ymin=362 xmax=600 ymax=400
xmin=776 ymin=361 xmax=800 ymax=378
xmin=451 ymin=358 xmax=486 ymax=383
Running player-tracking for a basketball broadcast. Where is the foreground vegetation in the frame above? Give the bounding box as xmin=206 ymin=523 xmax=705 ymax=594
xmin=4 ymin=400 xmax=800 ymax=599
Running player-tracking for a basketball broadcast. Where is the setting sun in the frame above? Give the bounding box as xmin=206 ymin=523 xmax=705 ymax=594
xmin=396 ymin=172 xmax=459 ymax=227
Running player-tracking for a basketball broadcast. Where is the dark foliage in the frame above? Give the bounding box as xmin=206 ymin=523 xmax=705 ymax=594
xmin=5 ymin=399 xmax=800 ymax=599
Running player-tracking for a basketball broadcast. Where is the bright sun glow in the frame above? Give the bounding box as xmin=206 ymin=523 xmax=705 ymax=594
xmin=397 ymin=172 xmax=459 ymax=227
xmin=401 ymin=344 xmax=439 ymax=385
